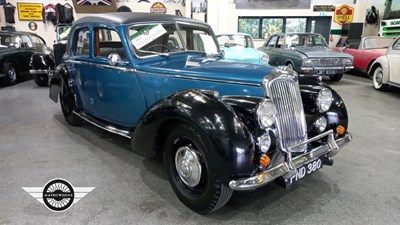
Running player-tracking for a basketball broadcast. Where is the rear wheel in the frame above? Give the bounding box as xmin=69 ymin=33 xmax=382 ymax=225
xmin=33 ymin=74 xmax=48 ymax=86
xmin=372 ymin=66 xmax=389 ymax=91
xmin=60 ymin=83 xmax=84 ymax=126
xmin=164 ymin=123 xmax=233 ymax=214
xmin=3 ymin=62 xmax=18 ymax=85
xmin=329 ymin=73 xmax=343 ymax=82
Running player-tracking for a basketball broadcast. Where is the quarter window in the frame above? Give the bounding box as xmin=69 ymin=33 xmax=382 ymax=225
xmin=30 ymin=35 xmax=46 ymax=48
xmin=21 ymin=35 xmax=33 ymax=48
xmin=266 ymin=36 xmax=278 ymax=47
xmin=75 ymin=28 xmax=90 ymax=56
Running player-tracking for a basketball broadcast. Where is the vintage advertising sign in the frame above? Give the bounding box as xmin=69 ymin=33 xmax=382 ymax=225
xmin=150 ymin=2 xmax=167 ymax=14
xmin=334 ymin=4 xmax=354 ymax=25
xmin=313 ymin=5 xmax=335 ymax=12
xmin=17 ymin=3 xmax=43 ymax=21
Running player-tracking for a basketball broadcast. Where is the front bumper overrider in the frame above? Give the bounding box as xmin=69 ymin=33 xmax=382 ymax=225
xmin=229 ymin=130 xmax=352 ymax=191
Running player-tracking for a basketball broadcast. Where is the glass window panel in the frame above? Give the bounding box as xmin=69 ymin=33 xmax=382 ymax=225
xmin=285 ymin=18 xmax=307 ymax=33
xmin=262 ymin=18 xmax=283 ymax=38
xmin=238 ymin=18 xmax=260 ymax=39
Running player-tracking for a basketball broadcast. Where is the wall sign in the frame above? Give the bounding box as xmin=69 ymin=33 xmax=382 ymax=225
xmin=334 ymin=4 xmax=354 ymax=25
xmin=17 ymin=3 xmax=43 ymax=21
xmin=313 ymin=5 xmax=335 ymax=12
xmin=150 ymin=2 xmax=167 ymax=14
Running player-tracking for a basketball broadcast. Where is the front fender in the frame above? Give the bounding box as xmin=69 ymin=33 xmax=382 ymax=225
xmin=131 ymin=90 xmax=256 ymax=184
xmin=369 ymin=55 xmax=389 ymax=84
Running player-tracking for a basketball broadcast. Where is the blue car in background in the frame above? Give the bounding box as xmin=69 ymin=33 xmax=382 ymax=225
xmin=49 ymin=12 xmax=352 ymax=214
xmin=217 ymin=33 xmax=269 ymax=65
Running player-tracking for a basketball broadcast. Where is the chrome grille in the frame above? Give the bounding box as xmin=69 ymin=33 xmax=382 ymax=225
xmin=319 ymin=58 xmax=340 ymax=66
xmin=268 ymin=78 xmax=308 ymax=152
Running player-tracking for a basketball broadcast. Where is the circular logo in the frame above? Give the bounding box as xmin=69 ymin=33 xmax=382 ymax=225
xmin=28 ymin=22 xmax=38 ymax=31
xmin=150 ymin=2 xmax=167 ymax=14
xmin=42 ymin=179 xmax=74 ymax=212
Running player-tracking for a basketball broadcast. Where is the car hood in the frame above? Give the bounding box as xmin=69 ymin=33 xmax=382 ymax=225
xmin=220 ymin=46 xmax=263 ymax=63
xmin=0 ymin=47 xmax=12 ymax=53
xmin=136 ymin=54 xmax=274 ymax=86
xmin=294 ymin=46 xmax=353 ymax=58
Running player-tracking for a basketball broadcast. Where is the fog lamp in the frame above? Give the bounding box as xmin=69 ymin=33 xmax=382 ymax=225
xmin=314 ymin=117 xmax=327 ymax=133
xmin=258 ymin=133 xmax=271 ymax=153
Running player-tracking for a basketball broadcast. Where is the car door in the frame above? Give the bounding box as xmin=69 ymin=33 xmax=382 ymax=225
xmin=90 ymin=27 xmax=147 ymax=127
xmin=15 ymin=35 xmax=36 ymax=73
xmin=342 ymin=39 xmax=362 ymax=69
xmin=260 ymin=35 xmax=278 ymax=66
xmin=388 ymin=38 xmax=400 ymax=84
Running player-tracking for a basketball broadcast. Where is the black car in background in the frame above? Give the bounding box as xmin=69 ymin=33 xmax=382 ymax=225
xmin=30 ymin=25 xmax=71 ymax=86
xmin=0 ymin=31 xmax=50 ymax=86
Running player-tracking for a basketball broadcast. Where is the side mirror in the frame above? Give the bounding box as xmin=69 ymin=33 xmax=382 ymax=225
xmin=108 ymin=53 xmax=121 ymax=66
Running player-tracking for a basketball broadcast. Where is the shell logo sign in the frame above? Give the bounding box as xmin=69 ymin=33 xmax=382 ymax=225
xmin=334 ymin=5 xmax=354 ymax=25
xmin=150 ymin=2 xmax=167 ymax=14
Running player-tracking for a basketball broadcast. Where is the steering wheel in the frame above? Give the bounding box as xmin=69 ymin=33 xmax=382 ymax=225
xmin=144 ymin=44 xmax=171 ymax=53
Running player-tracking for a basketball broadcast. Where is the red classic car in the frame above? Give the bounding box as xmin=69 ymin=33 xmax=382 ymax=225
xmin=333 ymin=37 xmax=394 ymax=74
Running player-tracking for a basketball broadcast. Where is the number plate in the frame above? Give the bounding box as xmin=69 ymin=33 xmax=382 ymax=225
xmin=287 ymin=158 xmax=323 ymax=184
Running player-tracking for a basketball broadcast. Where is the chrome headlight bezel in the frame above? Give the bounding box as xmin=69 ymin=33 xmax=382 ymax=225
xmin=256 ymin=99 xmax=277 ymax=129
xmin=261 ymin=54 xmax=269 ymax=64
xmin=316 ymin=88 xmax=333 ymax=113
xmin=342 ymin=58 xmax=353 ymax=65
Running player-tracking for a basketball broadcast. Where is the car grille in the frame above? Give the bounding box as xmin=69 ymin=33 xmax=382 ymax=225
xmin=319 ymin=58 xmax=340 ymax=66
xmin=268 ymin=78 xmax=308 ymax=152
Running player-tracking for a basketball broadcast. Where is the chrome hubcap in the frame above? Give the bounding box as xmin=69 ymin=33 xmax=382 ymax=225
xmin=8 ymin=67 xmax=16 ymax=81
xmin=175 ymin=146 xmax=202 ymax=187
xmin=376 ymin=72 xmax=383 ymax=85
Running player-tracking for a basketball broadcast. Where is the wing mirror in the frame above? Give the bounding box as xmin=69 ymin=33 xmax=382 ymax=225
xmin=108 ymin=53 xmax=121 ymax=66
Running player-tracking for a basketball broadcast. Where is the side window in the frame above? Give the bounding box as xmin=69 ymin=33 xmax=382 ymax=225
xmin=393 ymin=39 xmax=400 ymax=50
xmin=75 ymin=28 xmax=90 ymax=56
xmin=30 ymin=36 xmax=46 ymax=48
xmin=95 ymin=28 xmax=126 ymax=60
xmin=276 ymin=36 xmax=284 ymax=48
xmin=20 ymin=35 xmax=33 ymax=48
xmin=267 ymin=36 xmax=278 ymax=48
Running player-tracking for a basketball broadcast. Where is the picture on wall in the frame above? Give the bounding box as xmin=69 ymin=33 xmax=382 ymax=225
xmin=73 ymin=0 xmax=117 ymax=13
xmin=235 ymin=0 xmax=311 ymax=10
xmin=76 ymin=0 xmax=112 ymax=6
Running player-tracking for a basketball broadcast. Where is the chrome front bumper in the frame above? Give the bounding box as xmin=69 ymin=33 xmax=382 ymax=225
xmin=301 ymin=66 xmax=354 ymax=73
xmin=29 ymin=69 xmax=53 ymax=75
xmin=229 ymin=130 xmax=352 ymax=191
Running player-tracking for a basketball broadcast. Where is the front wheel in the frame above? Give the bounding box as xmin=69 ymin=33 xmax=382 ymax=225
xmin=372 ymin=66 xmax=389 ymax=91
xmin=3 ymin=62 xmax=18 ymax=85
xmin=164 ymin=123 xmax=233 ymax=214
xmin=33 ymin=74 xmax=48 ymax=86
xmin=329 ymin=73 xmax=343 ymax=82
xmin=60 ymin=84 xmax=84 ymax=126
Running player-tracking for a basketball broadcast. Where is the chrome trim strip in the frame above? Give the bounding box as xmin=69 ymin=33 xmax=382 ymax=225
xmin=66 ymin=59 xmax=260 ymax=87
xmin=67 ymin=60 xmax=134 ymax=72
xmin=136 ymin=70 xmax=262 ymax=87
xmin=229 ymin=131 xmax=352 ymax=191
xmin=301 ymin=66 xmax=354 ymax=70
xmin=29 ymin=69 xmax=52 ymax=74
xmin=73 ymin=111 xmax=131 ymax=139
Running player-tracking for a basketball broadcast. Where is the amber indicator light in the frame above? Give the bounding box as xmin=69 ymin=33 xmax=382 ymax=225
xmin=259 ymin=154 xmax=270 ymax=167
xmin=336 ymin=125 xmax=346 ymax=135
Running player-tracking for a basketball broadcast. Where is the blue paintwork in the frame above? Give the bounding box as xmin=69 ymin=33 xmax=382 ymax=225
xmin=66 ymin=23 xmax=275 ymax=128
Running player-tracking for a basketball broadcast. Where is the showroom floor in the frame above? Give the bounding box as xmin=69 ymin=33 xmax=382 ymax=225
xmin=0 ymin=74 xmax=399 ymax=225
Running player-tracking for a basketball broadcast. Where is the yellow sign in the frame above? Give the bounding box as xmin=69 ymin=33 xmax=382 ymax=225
xmin=17 ymin=3 xmax=43 ymax=21
xmin=334 ymin=5 xmax=354 ymax=25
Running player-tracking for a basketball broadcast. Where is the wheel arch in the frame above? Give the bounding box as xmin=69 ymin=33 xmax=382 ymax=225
xmin=131 ymin=90 xmax=257 ymax=184
xmin=368 ymin=56 xmax=389 ymax=84
xmin=3 ymin=59 xmax=21 ymax=73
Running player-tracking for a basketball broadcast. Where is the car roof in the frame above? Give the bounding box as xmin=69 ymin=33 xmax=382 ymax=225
xmin=273 ymin=32 xmax=322 ymax=36
xmin=0 ymin=31 xmax=39 ymax=36
xmin=73 ymin=12 xmax=207 ymax=27
xmin=217 ymin=33 xmax=251 ymax=37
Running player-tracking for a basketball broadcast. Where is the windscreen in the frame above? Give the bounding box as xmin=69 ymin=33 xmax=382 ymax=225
xmin=285 ymin=34 xmax=327 ymax=48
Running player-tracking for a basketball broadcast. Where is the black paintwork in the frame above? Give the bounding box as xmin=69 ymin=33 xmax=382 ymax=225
xmin=0 ymin=31 xmax=47 ymax=79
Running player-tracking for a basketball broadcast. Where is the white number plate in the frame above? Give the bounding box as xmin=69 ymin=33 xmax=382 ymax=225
xmin=287 ymin=158 xmax=323 ymax=184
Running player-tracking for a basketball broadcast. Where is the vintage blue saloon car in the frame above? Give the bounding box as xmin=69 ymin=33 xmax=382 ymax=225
xmin=49 ymin=13 xmax=352 ymax=214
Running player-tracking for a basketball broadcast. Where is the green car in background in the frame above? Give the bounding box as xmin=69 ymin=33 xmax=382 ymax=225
xmin=258 ymin=33 xmax=354 ymax=81
xmin=217 ymin=33 xmax=269 ymax=65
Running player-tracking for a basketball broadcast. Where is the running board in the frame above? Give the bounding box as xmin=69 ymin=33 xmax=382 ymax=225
xmin=388 ymin=81 xmax=400 ymax=89
xmin=73 ymin=111 xmax=132 ymax=139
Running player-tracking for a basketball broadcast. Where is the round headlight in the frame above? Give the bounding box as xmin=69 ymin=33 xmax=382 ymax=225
xmin=342 ymin=58 xmax=353 ymax=65
xmin=302 ymin=58 xmax=313 ymax=66
xmin=261 ymin=54 xmax=269 ymax=63
xmin=314 ymin=117 xmax=327 ymax=133
xmin=259 ymin=133 xmax=271 ymax=153
xmin=316 ymin=88 xmax=333 ymax=113
xmin=256 ymin=99 xmax=276 ymax=129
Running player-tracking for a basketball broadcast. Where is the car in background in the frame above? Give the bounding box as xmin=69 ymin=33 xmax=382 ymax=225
xmin=30 ymin=25 xmax=71 ymax=86
xmin=49 ymin=12 xmax=352 ymax=213
xmin=369 ymin=36 xmax=400 ymax=91
xmin=216 ymin=33 xmax=269 ymax=65
xmin=258 ymin=33 xmax=354 ymax=81
xmin=333 ymin=36 xmax=394 ymax=74
xmin=0 ymin=31 xmax=49 ymax=86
